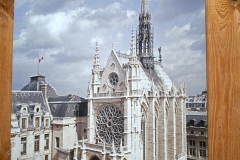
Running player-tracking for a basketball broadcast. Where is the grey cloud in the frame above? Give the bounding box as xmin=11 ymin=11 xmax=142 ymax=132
xmin=155 ymin=0 xmax=204 ymax=22
xmin=30 ymin=0 xmax=85 ymax=15
xmin=190 ymin=38 xmax=206 ymax=53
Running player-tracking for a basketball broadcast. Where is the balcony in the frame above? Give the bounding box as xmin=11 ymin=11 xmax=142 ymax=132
xmin=93 ymin=92 xmax=124 ymax=98
xmin=92 ymin=90 xmax=143 ymax=98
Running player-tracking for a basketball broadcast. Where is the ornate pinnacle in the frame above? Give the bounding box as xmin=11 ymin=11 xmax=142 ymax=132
xmin=131 ymin=28 xmax=136 ymax=56
xmin=95 ymin=41 xmax=99 ymax=52
xmin=111 ymin=140 xmax=116 ymax=154
xmin=141 ymin=0 xmax=149 ymax=14
xmin=94 ymin=41 xmax=100 ymax=67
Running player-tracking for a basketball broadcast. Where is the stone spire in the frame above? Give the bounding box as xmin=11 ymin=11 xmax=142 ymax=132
xmin=141 ymin=0 xmax=149 ymax=15
xmin=92 ymin=41 xmax=101 ymax=94
xmin=137 ymin=0 xmax=154 ymax=70
xmin=131 ymin=28 xmax=137 ymax=58
xmin=93 ymin=42 xmax=100 ymax=71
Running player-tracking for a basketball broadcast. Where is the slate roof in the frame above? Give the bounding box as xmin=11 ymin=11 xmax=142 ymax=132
xmin=12 ymin=91 xmax=50 ymax=128
xmin=21 ymin=74 xmax=57 ymax=97
xmin=48 ymin=95 xmax=88 ymax=117
xmin=116 ymin=51 xmax=175 ymax=92
xmin=186 ymin=113 xmax=207 ymax=127
xmin=12 ymin=91 xmax=49 ymax=113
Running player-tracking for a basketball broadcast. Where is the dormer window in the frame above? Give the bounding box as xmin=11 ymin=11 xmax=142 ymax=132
xmin=189 ymin=119 xmax=196 ymax=126
xmin=33 ymin=104 xmax=41 ymax=113
xmin=23 ymin=108 xmax=27 ymax=114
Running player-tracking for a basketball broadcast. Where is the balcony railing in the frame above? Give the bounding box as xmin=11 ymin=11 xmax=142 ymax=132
xmin=82 ymin=142 xmax=127 ymax=153
xmin=93 ymin=90 xmax=144 ymax=98
xmin=93 ymin=92 xmax=124 ymax=98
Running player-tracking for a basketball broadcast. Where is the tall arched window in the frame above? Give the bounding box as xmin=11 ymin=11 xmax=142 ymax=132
xmin=154 ymin=116 xmax=157 ymax=160
xmin=154 ymin=105 xmax=158 ymax=160
xmin=141 ymin=103 xmax=147 ymax=160
xmin=141 ymin=114 xmax=146 ymax=160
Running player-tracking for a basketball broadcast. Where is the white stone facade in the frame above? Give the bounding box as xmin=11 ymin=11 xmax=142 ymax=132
xmin=77 ymin=44 xmax=187 ymax=159
xmin=51 ymin=117 xmax=88 ymax=160
xmin=76 ymin=0 xmax=187 ymax=159
xmin=11 ymin=91 xmax=52 ymax=160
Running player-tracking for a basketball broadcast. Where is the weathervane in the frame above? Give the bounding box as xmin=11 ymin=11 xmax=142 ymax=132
xmin=37 ymin=55 xmax=44 ymax=74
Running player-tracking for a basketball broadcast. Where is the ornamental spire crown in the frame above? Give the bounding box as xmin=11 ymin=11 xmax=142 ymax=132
xmin=141 ymin=0 xmax=149 ymax=15
xmin=93 ymin=42 xmax=100 ymax=70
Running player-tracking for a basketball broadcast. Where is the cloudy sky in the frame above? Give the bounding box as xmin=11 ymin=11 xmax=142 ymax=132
xmin=13 ymin=0 xmax=206 ymax=97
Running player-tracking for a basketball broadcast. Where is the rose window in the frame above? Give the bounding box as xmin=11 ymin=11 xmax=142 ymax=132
xmin=108 ymin=73 xmax=119 ymax=86
xmin=96 ymin=104 xmax=124 ymax=145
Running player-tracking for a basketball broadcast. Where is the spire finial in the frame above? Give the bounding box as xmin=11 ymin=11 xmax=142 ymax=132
xmin=93 ymin=41 xmax=100 ymax=72
xmin=94 ymin=41 xmax=100 ymax=65
xmin=131 ymin=28 xmax=134 ymax=52
xmin=112 ymin=43 xmax=115 ymax=51
xmin=95 ymin=41 xmax=99 ymax=52
xmin=141 ymin=0 xmax=149 ymax=14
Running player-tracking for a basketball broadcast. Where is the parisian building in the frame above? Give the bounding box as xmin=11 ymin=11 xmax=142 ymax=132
xmin=186 ymin=111 xmax=207 ymax=160
xmin=11 ymin=75 xmax=54 ymax=160
xmin=11 ymin=74 xmax=88 ymax=160
xmin=76 ymin=0 xmax=187 ymax=159
xmin=186 ymin=91 xmax=207 ymax=110
xmin=49 ymin=94 xmax=88 ymax=160
xmin=186 ymin=91 xmax=208 ymax=160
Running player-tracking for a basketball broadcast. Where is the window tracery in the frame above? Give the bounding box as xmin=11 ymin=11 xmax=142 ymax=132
xmin=96 ymin=104 xmax=124 ymax=145
xmin=108 ymin=72 xmax=119 ymax=87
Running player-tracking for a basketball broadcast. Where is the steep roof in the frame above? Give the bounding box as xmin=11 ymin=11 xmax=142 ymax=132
xmin=12 ymin=91 xmax=50 ymax=128
xmin=12 ymin=91 xmax=49 ymax=113
xmin=116 ymin=51 xmax=175 ymax=92
xmin=186 ymin=111 xmax=207 ymax=127
xmin=48 ymin=95 xmax=88 ymax=117
xmin=21 ymin=74 xmax=57 ymax=97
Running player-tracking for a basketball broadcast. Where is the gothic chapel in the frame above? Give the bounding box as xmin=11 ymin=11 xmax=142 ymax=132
xmin=77 ymin=0 xmax=187 ymax=159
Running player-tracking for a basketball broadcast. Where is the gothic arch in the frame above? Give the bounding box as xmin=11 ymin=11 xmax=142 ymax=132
xmin=90 ymin=156 xmax=100 ymax=160
xmin=141 ymin=102 xmax=148 ymax=118
xmin=141 ymin=103 xmax=146 ymax=160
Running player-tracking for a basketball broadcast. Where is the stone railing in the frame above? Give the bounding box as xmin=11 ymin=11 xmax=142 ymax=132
xmin=93 ymin=90 xmax=144 ymax=98
xmin=129 ymin=90 xmax=143 ymax=96
xmin=116 ymin=52 xmax=130 ymax=59
xmin=83 ymin=142 xmax=127 ymax=153
xmin=93 ymin=92 xmax=124 ymax=98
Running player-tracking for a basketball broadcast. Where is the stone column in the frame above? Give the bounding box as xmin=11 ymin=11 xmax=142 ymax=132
xmin=0 ymin=0 xmax=14 ymax=159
